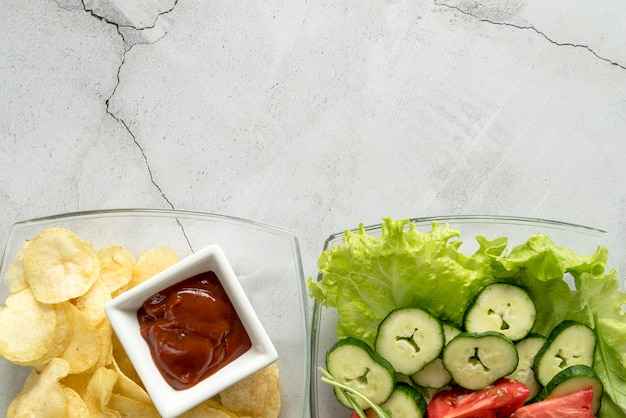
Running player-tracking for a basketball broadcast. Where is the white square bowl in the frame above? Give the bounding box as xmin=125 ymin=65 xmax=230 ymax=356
xmin=105 ymin=243 xmax=277 ymax=418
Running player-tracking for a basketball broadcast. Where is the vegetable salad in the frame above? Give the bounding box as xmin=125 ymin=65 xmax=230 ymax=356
xmin=307 ymin=218 xmax=626 ymax=417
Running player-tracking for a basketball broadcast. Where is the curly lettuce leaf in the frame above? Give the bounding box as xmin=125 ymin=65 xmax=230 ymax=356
xmin=595 ymin=311 xmax=626 ymax=417
xmin=492 ymin=233 xmax=608 ymax=281
xmin=307 ymin=218 xmax=499 ymax=345
xmin=487 ymin=235 xmax=612 ymax=335
xmin=576 ymin=271 xmax=626 ymax=322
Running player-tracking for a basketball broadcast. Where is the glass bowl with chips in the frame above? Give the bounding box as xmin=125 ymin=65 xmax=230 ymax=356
xmin=0 ymin=209 xmax=310 ymax=418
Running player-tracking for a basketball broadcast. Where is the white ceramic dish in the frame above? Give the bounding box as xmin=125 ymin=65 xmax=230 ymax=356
xmin=0 ymin=209 xmax=310 ymax=417
xmin=105 ymin=244 xmax=277 ymax=418
xmin=310 ymin=215 xmax=624 ymax=418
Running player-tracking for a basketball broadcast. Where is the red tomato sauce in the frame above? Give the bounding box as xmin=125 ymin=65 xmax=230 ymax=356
xmin=137 ymin=271 xmax=252 ymax=390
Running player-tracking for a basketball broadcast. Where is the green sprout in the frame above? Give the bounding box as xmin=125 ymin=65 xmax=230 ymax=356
xmin=318 ymin=367 xmax=391 ymax=418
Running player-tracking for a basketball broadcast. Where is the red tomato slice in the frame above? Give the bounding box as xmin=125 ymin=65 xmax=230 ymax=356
xmin=510 ymin=387 xmax=594 ymax=418
xmin=350 ymin=409 xmax=378 ymax=418
xmin=428 ymin=379 xmax=531 ymax=418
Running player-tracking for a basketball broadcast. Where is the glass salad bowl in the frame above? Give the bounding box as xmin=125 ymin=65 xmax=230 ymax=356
xmin=0 ymin=209 xmax=310 ymax=417
xmin=309 ymin=215 xmax=625 ymax=418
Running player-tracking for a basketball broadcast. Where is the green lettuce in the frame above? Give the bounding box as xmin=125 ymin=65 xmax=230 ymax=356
xmin=307 ymin=219 xmax=501 ymax=344
xmin=307 ymin=217 xmax=626 ymax=416
xmin=596 ymin=314 xmax=626 ymax=417
xmin=487 ymin=234 xmax=613 ymax=335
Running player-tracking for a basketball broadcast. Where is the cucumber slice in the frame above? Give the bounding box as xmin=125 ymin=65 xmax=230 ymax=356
xmin=535 ymin=365 xmax=603 ymax=414
xmin=533 ymin=320 xmax=596 ymax=387
xmin=442 ymin=331 xmax=518 ymax=390
xmin=380 ymin=383 xmax=427 ymax=418
xmin=464 ymin=283 xmax=536 ymax=341
xmin=326 ymin=337 xmax=396 ymax=409
xmin=442 ymin=321 xmax=462 ymax=345
xmin=410 ymin=358 xmax=452 ymax=389
xmin=407 ymin=321 xmax=459 ymax=389
xmin=375 ymin=307 xmax=444 ymax=375
xmin=505 ymin=334 xmax=547 ymax=400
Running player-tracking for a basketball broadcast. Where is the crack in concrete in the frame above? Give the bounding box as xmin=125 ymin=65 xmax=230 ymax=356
xmin=76 ymin=0 xmax=194 ymax=251
xmin=81 ymin=0 xmax=180 ymax=31
xmin=436 ymin=1 xmax=625 ymax=70
xmin=78 ymin=0 xmax=178 ymax=210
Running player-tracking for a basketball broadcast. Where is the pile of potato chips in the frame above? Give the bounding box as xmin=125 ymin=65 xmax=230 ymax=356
xmin=0 ymin=227 xmax=281 ymax=418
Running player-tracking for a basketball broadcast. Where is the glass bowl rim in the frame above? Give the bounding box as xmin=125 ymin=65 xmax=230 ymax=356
xmin=7 ymin=208 xmax=296 ymax=235
xmin=2 ymin=208 xmax=301 ymax=265
xmin=321 ymin=214 xmax=608 ymax=247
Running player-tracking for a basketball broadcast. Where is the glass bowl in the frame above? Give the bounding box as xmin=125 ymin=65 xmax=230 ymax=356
xmin=309 ymin=215 xmax=624 ymax=418
xmin=0 ymin=209 xmax=310 ymax=417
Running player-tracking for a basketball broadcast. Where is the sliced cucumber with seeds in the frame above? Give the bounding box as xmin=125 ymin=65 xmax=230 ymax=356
xmin=505 ymin=334 xmax=547 ymax=400
xmin=380 ymin=383 xmax=427 ymax=418
xmin=410 ymin=358 xmax=452 ymax=389
xmin=375 ymin=307 xmax=444 ymax=375
xmin=407 ymin=321 xmax=460 ymax=389
xmin=533 ymin=320 xmax=596 ymax=387
xmin=535 ymin=364 xmax=603 ymax=414
xmin=326 ymin=337 xmax=395 ymax=409
xmin=464 ymin=283 xmax=536 ymax=341
xmin=442 ymin=331 xmax=518 ymax=390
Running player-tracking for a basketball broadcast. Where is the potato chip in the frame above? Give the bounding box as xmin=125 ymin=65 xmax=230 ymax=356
xmin=0 ymin=288 xmax=59 ymax=364
xmin=63 ymin=386 xmax=90 ymax=417
xmin=60 ymin=370 xmax=93 ymax=398
xmin=129 ymin=246 xmax=180 ymax=289
xmin=111 ymin=356 xmax=151 ymax=404
xmin=58 ymin=301 xmax=103 ymax=374
xmin=181 ymin=400 xmax=239 ymax=418
xmin=3 ymin=240 xmax=30 ymax=294
xmin=97 ymin=245 xmax=135 ymax=295
xmin=219 ymin=364 xmax=281 ymax=418
xmin=89 ymin=319 xmax=113 ymax=373
xmin=72 ymin=278 xmax=111 ymax=328
xmin=111 ymin=333 xmax=143 ymax=389
xmin=20 ymin=303 xmax=74 ymax=368
xmin=84 ymin=367 xmax=119 ymax=417
xmin=72 ymin=278 xmax=114 ymax=372
xmin=108 ymin=393 xmax=160 ymax=418
xmin=7 ymin=357 xmax=70 ymax=418
xmin=23 ymin=228 xmax=100 ymax=304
